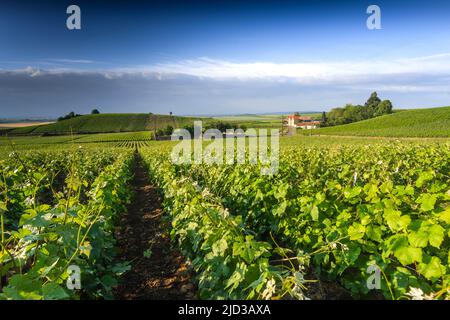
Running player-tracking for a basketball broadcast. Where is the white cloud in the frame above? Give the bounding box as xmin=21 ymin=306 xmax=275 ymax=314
xmin=23 ymin=66 xmax=42 ymax=77
xmin=146 ymin=55 xmax=450 ymax=82
xmin=8 ymin=53 xmax=450 ymax=81
xmin=2 ymin=60 xmax=449 ymax=116
xmin=4 ymin=53 xmax=450 ymax=94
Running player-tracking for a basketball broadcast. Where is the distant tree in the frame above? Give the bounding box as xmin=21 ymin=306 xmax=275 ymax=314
xmin=326 ymin=107 xmax=345 ymax=126
xmin=91 ymin=109 xmax=100 ymax=114
xmin=342 ymin=104 xmax=357 ymax=123
xmin=365 ymin=91 xmax=381 ymax=108
xmin=375 ymin=100 xmax=393 ymax=116
xmin=345 ymin=104 xmax=366 ymax=123
xmin=238 ymin=124 xmax=247 ymax=131
xmin=321 ymin=111 xmax=327 ymax=123
xmin=364 ymin=92 xmax=381 ymax=118
xmin=57 ymin=111 xmax=81 ymax=122
xmin=217 ymin=121 xmax=234 ymax=132
xmin=325 ymin=92 xmax=394 ymax=127
xmin=164 ymin=125 xmax=173 ymax=135
xmin=204 ymin=121 xmax=235 ymax=133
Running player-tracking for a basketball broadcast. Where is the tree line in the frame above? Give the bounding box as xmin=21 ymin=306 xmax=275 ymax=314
xmin=57 ymin=109 xmax=100 ymax=122
xmin=323 ymin=92 xmax=393 ymax=127
xmin=156 ymin=121 xmax=247 ymax=137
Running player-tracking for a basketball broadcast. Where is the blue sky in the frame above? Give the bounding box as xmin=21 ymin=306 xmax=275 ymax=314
xmin=1 ymin=0 xmax=450 ymax=118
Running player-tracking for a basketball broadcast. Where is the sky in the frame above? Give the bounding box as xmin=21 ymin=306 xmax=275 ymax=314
xmin=1 ymin=0 xmax=450 ymax=118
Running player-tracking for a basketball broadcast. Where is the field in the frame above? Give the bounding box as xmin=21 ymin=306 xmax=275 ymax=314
xmin=313 ymin=106 xmax=450 ymax=137
xmin=0 ymin=125 xmax=449 ymax=300
xmin=0 ymin=132 xmax=154 ymax=152
xmin=0 ymin=122 xmax=54 ymax=129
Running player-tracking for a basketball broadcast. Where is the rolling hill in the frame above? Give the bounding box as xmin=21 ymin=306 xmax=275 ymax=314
xmin=9 ymin=113 xmax=210 ymax=135
xmin=314 ymin=106 xmax=450 ymax=137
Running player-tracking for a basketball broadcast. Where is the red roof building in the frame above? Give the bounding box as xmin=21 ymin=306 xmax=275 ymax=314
xmin=287 ymin=114 xmax=321 ymax=129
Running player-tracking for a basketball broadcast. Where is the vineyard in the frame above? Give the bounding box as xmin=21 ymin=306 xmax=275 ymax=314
xmin=314 ymin=106 xmax=450 ymax=137
xmin=0 ymin=132 xmax=155 ymax=154
xmin=7 ymin=114 xmax=212 ymax=135
xmin=0 ymin=147 xmax=134 ymax=299
xmin=140 ymin=140 xmax=450 ymax=300
xmin=0 ymin=134 xmax=449 ymax=300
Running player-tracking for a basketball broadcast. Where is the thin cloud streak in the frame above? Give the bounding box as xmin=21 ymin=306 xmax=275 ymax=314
xmin=5 ymin=52 xmax=450 ymax=84
xmin=47 ymin=59 xmax=96 ymax=64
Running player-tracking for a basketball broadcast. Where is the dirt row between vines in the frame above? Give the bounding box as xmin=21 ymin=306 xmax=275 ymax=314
xmin=113 ymin=153 xmax=352 ymax=300
xmin=114 ymin=154 xmax=196 ymax=299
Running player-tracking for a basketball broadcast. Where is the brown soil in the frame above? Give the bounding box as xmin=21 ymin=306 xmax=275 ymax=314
xmin=114 ymin=154 xmax=196 ymax=299
xmin=307 ymin=278 xmax=353 ymax=300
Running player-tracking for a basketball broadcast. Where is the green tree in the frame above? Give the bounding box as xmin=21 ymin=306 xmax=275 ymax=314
xmin=91 ymin=109 xmax=100 ymax=114
xmin=164 ymin=125 xmax=173 ymax=135
xmin=205 ymin=121 xmax=235 ymax=132
xmin=156 ymin=129 xmax=164 ymax=137
xmin=238 ymin=124 xmax=247 ymax=131
xmin=364 ymin=92 xmax=381 ymax=118
xmin=375 ymin=100 xmax=393 ymax=116
xmin=325 ymin=92 xmax=394 ymax=127
xmin=343 ymin=104 xmax=364 ymax=123
xmin=326 ymin=107 xmax=345 ymax=126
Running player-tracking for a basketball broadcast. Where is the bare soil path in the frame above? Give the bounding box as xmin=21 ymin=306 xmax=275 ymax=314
xmin=114 ymin=153 xmax=196 ymax=299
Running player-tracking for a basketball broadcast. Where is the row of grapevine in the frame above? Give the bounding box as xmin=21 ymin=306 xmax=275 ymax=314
xmin=114 ymin=141 xmax=150 ymax=148
xmin=141 ymin=150 xmax=314 ymax=300
xmin=0 ymin=149 xmax=134 ymax=299
xmin=73 ymin=131 xmax=154 ymax=144
xmin=140 ymin=141 xmax=450 ymax=299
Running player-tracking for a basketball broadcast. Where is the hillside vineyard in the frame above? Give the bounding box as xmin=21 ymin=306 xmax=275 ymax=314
xmin=0 ymin=137 xmax=449 ymax=300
